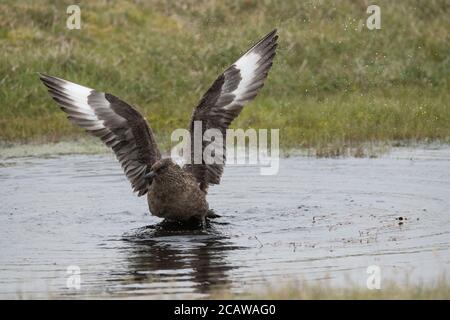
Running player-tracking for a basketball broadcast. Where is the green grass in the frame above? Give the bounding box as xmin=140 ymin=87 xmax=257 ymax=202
xmin=0 ymin=0 xmax=449 ymax=155
xmin=212 ymin=278 xmax=450 ymax=299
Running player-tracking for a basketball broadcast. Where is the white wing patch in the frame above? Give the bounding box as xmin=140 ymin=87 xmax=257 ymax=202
xmin=56 ymin=80 xmax=108 ymax=131
xmin=60 ymin=82 xmax=96 ymax=114
xmin=232 ymin=51 xmax=260 ymax=101
xmin=63 ymin=81 xmax=92 ymax=100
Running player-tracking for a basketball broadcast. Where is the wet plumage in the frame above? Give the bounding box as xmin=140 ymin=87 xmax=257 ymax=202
xmin=39 ymin=29 xmax=278 ymax=222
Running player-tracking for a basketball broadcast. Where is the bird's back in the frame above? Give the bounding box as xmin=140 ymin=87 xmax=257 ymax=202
xmin=147 ymin=165 xmax=209 ymax=221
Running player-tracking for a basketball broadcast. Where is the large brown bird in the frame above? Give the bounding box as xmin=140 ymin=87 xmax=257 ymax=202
xmin=39 ymin=29 xmax=278 ymax=223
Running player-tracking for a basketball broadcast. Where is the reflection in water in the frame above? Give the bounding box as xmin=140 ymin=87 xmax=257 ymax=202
xmin=118 ymin=221 xmax=242 ymax=296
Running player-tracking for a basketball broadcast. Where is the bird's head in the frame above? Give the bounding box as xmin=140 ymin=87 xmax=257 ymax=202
xmin=144 ymin=158 xmax=176 ymax=183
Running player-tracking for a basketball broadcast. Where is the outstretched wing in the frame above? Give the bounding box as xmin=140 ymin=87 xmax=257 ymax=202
xmin=185 ymin=29 xmax=278 ymax=191
xmin=39 ymin=74 xmax=161 ymax=196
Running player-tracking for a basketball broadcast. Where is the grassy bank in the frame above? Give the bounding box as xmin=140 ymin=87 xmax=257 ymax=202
xmin=1 ymin=0 xmax=449 ymax=154
xmin=213 ymin=278 xmax=450 ymax=300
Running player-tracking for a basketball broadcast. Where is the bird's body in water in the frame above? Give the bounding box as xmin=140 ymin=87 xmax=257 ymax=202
xmin=147 ymin=159 xmax=209 ymax=221
xmin=39 ymin=30 xmax=278 ymax=224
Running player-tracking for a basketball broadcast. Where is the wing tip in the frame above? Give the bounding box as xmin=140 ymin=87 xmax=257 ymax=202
xmin=260 ymin=28 xmax=278 ymax=45
xmin=38 ymin=72 xmax=51 ymax=85
xmin=38 ymin=73 xmax=57 ymax=83
xmin=244 ymin=28 xmax=278 ymax=58
xmin=38 ymin=73 xmax=66 ymax=90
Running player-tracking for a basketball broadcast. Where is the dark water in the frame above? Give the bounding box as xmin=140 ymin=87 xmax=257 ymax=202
xmin=0 ymin=147 xmax=449 ymax=298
